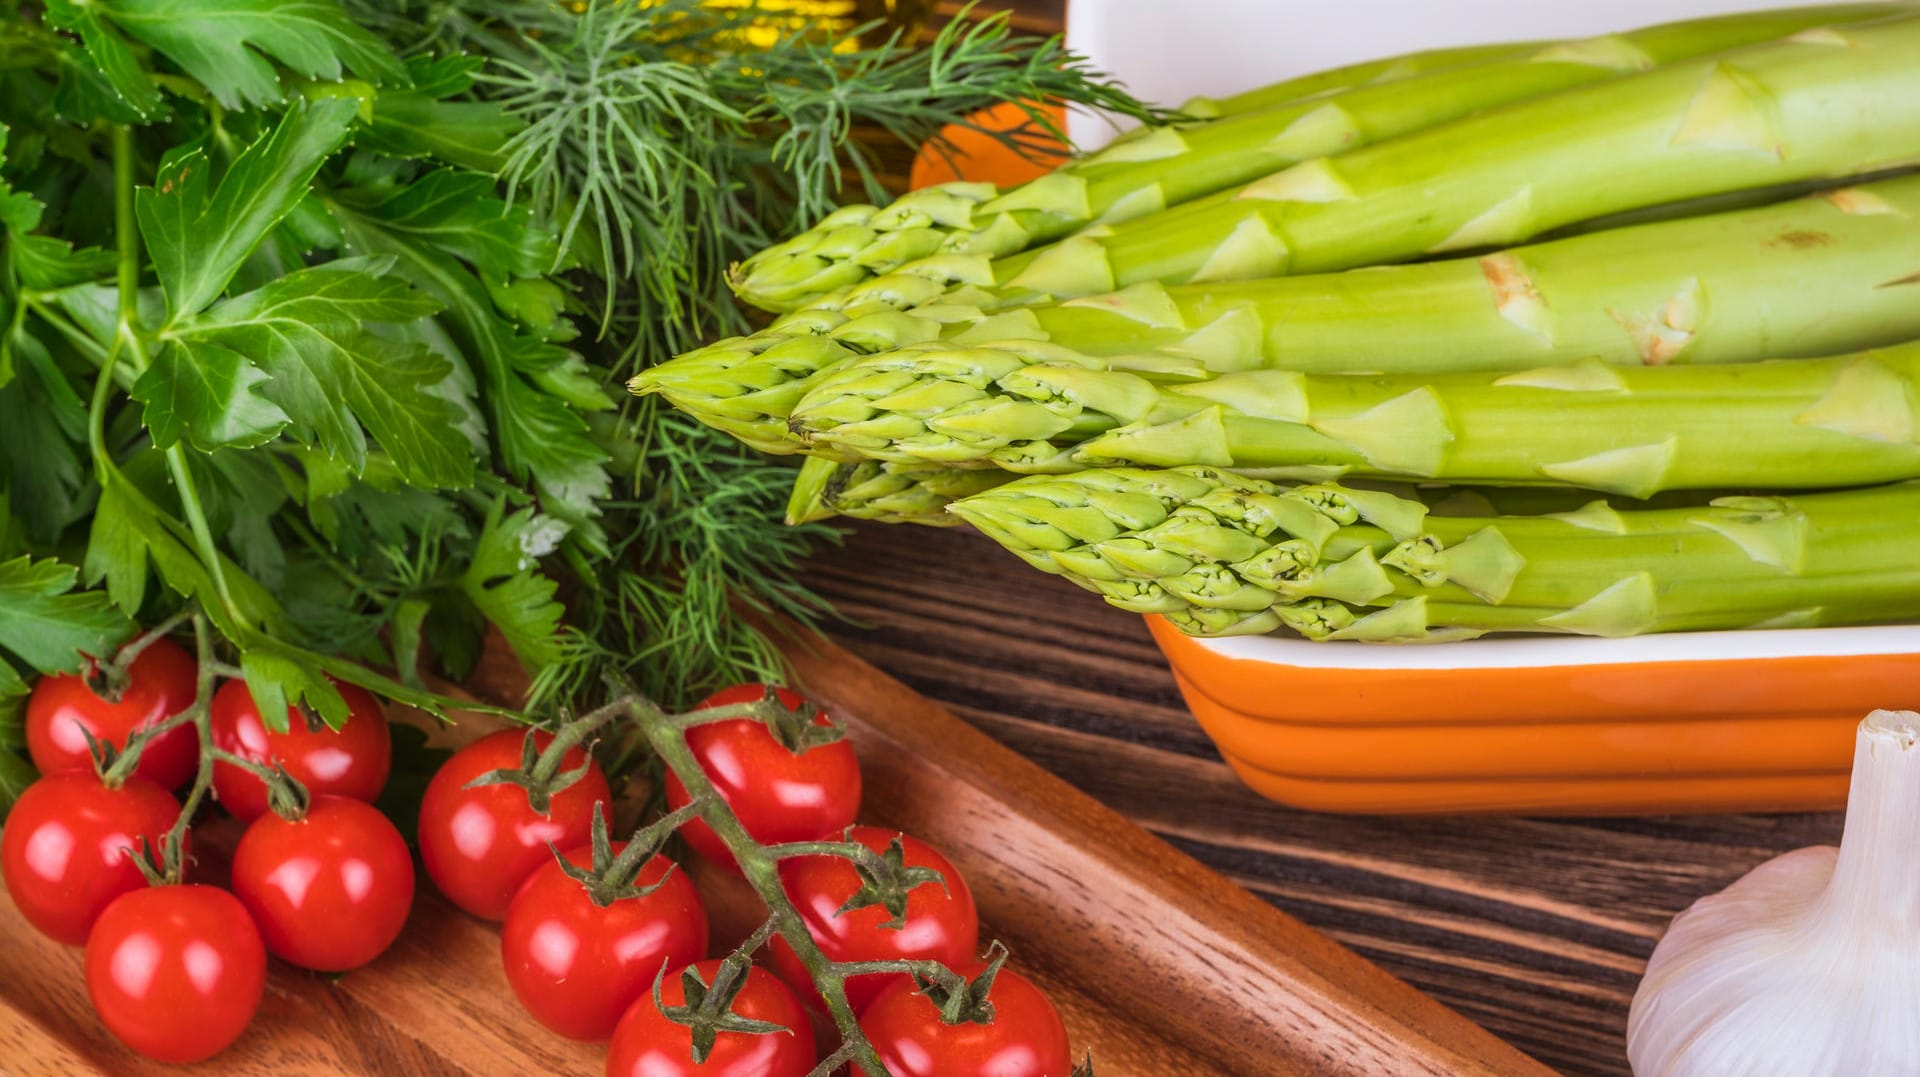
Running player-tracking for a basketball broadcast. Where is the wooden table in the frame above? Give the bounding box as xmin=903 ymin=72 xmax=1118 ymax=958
xmin=807 ymin=522 xmax=1843 ymax=1076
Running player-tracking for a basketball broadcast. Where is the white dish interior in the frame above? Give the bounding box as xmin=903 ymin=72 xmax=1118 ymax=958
xmin=1065 ymin=0 xmax=1873 ymax=150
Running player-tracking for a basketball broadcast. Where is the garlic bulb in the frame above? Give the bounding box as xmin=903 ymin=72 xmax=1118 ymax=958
xmin=1627 ymin=709 xmax=1920 ymax=1077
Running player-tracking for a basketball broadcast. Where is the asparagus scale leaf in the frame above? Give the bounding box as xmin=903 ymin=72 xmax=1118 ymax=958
xmin=949 ymin=468 xmax=1920 ymax=640
xmin=727 ymin=2 xmax=1909 ymax=312
xmin=785 ymin=455 xmax=1011 ymax=526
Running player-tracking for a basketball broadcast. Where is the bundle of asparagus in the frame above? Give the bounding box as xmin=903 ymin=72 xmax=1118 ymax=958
xmin=642 ymin=4 xmax=1920 ymax=642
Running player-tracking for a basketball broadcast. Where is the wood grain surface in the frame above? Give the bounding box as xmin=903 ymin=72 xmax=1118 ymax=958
xmin=805 ymin=522 xmax=1846 ymax=1077
xmin=0 ymin=625 xmax=1544 ymax=1076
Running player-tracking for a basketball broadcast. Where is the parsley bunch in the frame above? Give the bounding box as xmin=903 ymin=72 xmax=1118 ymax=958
xmin=0 ymin=0 xmax=1151 ymax=809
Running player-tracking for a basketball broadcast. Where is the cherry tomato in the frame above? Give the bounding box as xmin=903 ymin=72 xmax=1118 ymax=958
xmin=229 ymin=796 xmax=415 ymax=972
xmin=662 ymin=683 xmax=860 ymax=870
xmin=84 ymin=884 xmax=266 ymax=1064
xmin=858 ymin=963 xmax=1072 ymax=1077
xmin=606 ymin=959 xmax=814 ymax=1077
xmin=502 ymin=843 xmax=708 ymax=1041
xmin=211 ymin=678 xmax=392 ymax=822
xmin=26 ymin=637 xmax=198 ymax=790
xmin=767 ymin=826 xmax=978 ymax=1014
xmin=1 ymin=774 xmax=183 ymax=945
xmin=417 ymin=728 xmax=610 ymax=921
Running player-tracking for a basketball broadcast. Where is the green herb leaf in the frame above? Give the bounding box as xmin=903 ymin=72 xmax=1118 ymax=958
xmin=389 ymin=595 xmax=430 ymax=688
xmin=42 ymin=0 xmax=166 ymax=120
xmin=422 ymin=590 xmax=485 ymax=683
xmin=241 ymin=645 xmax=348 ymax=732
xmin=177 ymin=256 xmax=475 ymax=486
xmin=0 ymin=329 xmax=90 ymax=539
xmin=463 ymin=499 xmax=565 ymax=671
xmin=11 ymin=235 xmax=120 ymax=292
xmin=0 ymin=656 xmax=27 ymax=749
xmin=338 ymin=170 xmax=553 ymax=283
xmin=137 ymin=97 xmax=358 ymax=319
xmin=82 ymin=0 xmax=406 ymax=111
xmin=0 ymin=553 xmax=135 ymax=675
xmin=0 ymin=126 xmax=45 ymax=235
xmin=330 ymin=182 xmax=609 ymax=542
xmin=362 ymin=56 xmax=519 ymax=174
xmin=0 ymin=748 xmax=35 ymax=822
xmin=88 ymin=460 xmax=289 ymax=640
xmin=132 ymin=337 xmax=291 ymax=451
xmin=85 ymin=481 xmax=152 ymax=616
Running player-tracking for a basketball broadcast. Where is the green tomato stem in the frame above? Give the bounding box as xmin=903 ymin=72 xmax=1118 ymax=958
xmin=594 ymin=800 xmax=705 ymax=898
xmin=627 ymin=696 xmax=891 ymax=1076
xmin=159 ymin=615 xmax=221 ymax=883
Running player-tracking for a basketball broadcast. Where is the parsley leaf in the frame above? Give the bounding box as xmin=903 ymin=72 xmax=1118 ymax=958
xmin=61 ymin=0 xmax=406 ymax=112
xmin=137 ymin=97 xmax=359 ymax=320
xmin=86 ymin=481 xmax=152 ymax=616
xmin=463 ymin=499 xmax=565 ymax=671
xmin=362 ymin=56 xmax=519 ymax=174
xmin=0 ymin=125 xmax=43 ymax=236
xmin=330 ymin=178 xmax=611 ymax=543
xmin=240 ymin=645 xmax=349 ymax=732
xmin=41 ymin=0 xmax=166 ymax=120
xmin=0 ymin=749 xmax=32 ymax=823
xmin=11 ymin=235 xmax=120 ymax=292
xmin=176 ymin=256 xmax=475 ymax=486
xmin=0 ymin=554 xmax=135 ymax=675
xmin=133 ymin=338 xmax=290 ymax=451
xmin=0 ymin=329 xmax=90 ymax=540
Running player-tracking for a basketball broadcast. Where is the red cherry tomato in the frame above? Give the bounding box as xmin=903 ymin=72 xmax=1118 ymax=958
xmin=662 ymin=684 xmax=860 ymax=870
xmin=859 ymin=963 xmax=1072 ymax=1077
xmin=229 ymin=796 xmax=415 ymax=972
xmin=502 ymin=843 xmax=708 ymax=1041
xmin=1 ymin=774 xmax=183 ymax=945
xmin=84 ymin=884 xmax=266 ymax=1064
xmin=26 ymin=637 xmax=198 ymax=790
xmin=767 ymin=826 xmax=978 ymax=1014
xmin=211 ymin=678 xmax=392 ymax=822
xmin=417 ymin=728 xmax=610 ymax=921
xmin=606 ymin=959 xmax=814 ymax=1077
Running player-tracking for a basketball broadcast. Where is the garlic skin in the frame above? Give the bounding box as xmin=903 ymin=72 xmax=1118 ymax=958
xmin=1627 ymin=709 xmax=1920 ymax=1077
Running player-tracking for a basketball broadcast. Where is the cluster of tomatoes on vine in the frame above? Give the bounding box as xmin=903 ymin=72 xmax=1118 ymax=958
xmin=423 ymin=682 xmax=1086 ymax=1076
xmin=1 ymin=630 xmax=1086 ymax=1075
xmin=1 ymin=631 xmax=407 ymax=1063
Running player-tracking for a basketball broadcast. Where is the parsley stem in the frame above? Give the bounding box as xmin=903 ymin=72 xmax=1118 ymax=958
xmin=165 ymin=446 xmax=246 ymax=630
xmin=113 ymin=125 xmax=139 ymax=325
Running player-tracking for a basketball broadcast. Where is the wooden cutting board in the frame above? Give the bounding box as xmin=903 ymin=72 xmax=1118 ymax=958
xmin=0 ymin=625 xmax=1549 ymax=1076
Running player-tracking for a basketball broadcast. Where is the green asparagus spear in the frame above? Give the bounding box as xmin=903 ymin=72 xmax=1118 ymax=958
xmin=790 ymin=340 xmax=1920 ymax=497
xmin=729 ymin=4 xmax=1906 ymax=312
xmin=785 ymin=455 xmax=1012 ymax=525
xmin=641 ymin=171 xmax=1920 ymax=453
xmin=948 ymin=467 xmax=1920 ymax=640
xmin=988 ymin=12 xmax=1920 ymax=301
xmin=1174 ymin=41 xmax=1541 ymax=118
